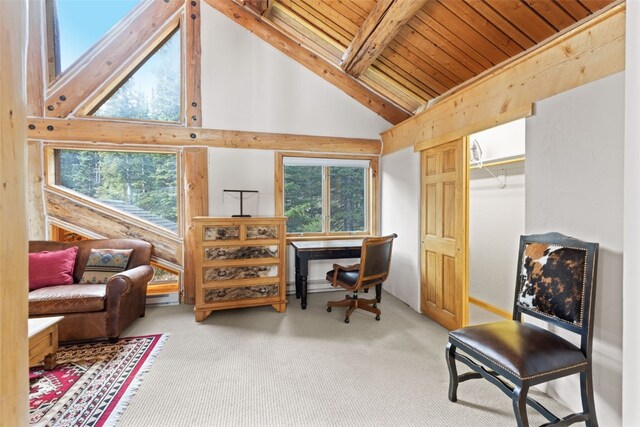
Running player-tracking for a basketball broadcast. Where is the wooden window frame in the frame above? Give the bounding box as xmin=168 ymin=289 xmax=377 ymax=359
xmin=275 ymin=152 xmax=379 ymax=241
xmin=44 ymin=143 xmax=184 ymax=238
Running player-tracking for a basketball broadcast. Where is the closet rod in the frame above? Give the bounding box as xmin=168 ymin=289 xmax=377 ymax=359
xmin=469 ymin=156 xmax=525 ymax=170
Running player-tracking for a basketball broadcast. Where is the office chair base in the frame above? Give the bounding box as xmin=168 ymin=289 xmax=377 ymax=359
xmin=327 ymin=293 xmax=381 ymax=323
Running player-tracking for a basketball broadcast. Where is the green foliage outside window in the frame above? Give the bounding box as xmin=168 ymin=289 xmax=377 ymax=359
xmin=284 ymin=163 xmax=367 ymax=234
xmin=93 ymin=31 xmax=180 ymax=122
xmin=330 ymin=167 xmax=366 ymax=232
xmin=284 ymin=165 xmax=323 ymax=233
xmin=58 ymin=150 xmax=177 ymax=232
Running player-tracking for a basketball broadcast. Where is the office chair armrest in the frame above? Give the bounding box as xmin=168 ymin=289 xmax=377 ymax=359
xmin=333 ymin=263 xmax=360 ymax=272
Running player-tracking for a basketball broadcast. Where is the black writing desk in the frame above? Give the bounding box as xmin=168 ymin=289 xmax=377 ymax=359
xmin=291 ymin=239 xmax=363 ymax=309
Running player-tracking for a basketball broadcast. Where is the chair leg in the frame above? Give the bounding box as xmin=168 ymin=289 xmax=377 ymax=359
xmin=446 ymin=342 xmax=459 ymax=402
xmin=512 ymin=385 xmax=530 ymax=427
xmin=580 ymin=369 xmax=598 ymax=427
xmin=375 ymin=283 xmax=382 ymax=303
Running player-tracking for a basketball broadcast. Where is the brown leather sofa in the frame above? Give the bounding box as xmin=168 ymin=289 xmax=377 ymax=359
xmin=28 ymin=239 xmax=154 ymax=343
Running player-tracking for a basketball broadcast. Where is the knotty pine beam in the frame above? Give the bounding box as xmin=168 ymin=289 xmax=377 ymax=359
xmin=27 ymin=117 xmax=382 ymax=155
xmin=185 ymin=0 xmax=202 ymax=127
xmin=0 ymin=0 xmax=29 ymax=424
xmin=341 ymin=0 xmax=428 ymax=78
xmin=204 ymin=0 xmax=410 ymax=125
xmin=45 ymin=0 xmax=182 ymax=118
xmin=381 ymin=2 xmax=625 ymax=155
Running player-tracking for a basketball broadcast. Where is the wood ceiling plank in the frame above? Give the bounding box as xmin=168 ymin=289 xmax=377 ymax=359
xmin=341 ymin=0 xmax=428 ymax=77
xmin=204 ymin=0 xmax=410 ymax=124
xmin=27 ymin=117 xmax=384 ymax=154
xmin=527 ymin=0 xmax=577 ymax=30
xmin=380 ymin=3 xmax=624 ymax=154
xmin=578 ymin=0 xmax=616 ymax=13
xmin=382 ymin=39 xmax=457 ymax=94
xmin=360 ymin=70 xmax=423 ymax=112
xmin=555 ymin=0 xmax=591 ymax=20
xmin=373 ymin=55 xmax=436 ymax=100
xmin=484 ymin=0 xmax=557 ymax=43
xmin=302 ymin=0 xmax=363 ymax=32
xmin=269 ymin=3 xmax=343 ymax=62
xmin=45 ymin=0 xmax=183 ymax=118
xmin=405 ymin=17 xmax=486 ymax=76
xmin=441 ymin=1 xmax=525 ymax=54
xmin=413 ymin=10 xmax=493 ymax=70
xmin=465 ymin=0 xmax=535 ymax=49
xmin=279 ymin=0 xmax=351 ymax=46
xmin=335 ymin=0 xmax=374 ymax=21
xmin=420 ymin=1 xmax=509 ymax=66
xmin=290 ymin=0 xmax=356 ymax=41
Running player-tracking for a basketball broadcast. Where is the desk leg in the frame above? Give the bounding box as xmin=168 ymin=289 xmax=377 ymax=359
xmin=301 ymin=275 xmax=308 ymax=309
xmin=295 ymin=255 xmax=301 ymax=299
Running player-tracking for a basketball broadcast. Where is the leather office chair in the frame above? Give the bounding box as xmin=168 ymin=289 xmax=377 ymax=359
xmin=446 ymin=232 xmax=599 ymax=427
xmin=326 ymin=234 xmax=397 ymax=323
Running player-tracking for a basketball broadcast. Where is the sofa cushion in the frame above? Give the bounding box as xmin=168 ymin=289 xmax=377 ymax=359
xmin=29 ymin=246 xmax=78 ymax=291
xmin=29 ymin=284 xmax=106 ymax=315
xmin=80 ymin=248 xmax=133 ymax=284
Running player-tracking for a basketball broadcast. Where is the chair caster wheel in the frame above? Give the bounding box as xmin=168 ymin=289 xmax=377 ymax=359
xmin=327 ymin=307 xmax=332 ymax=312
xmin=344 ymin=318 xmax=350 ymax=324
xmin=375 ymin=315 xmax=380 ymax=321
xmin=373 ymin=303 xmax=377 ymax=308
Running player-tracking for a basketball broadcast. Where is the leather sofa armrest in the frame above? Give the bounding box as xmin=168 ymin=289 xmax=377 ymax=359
xmin=105 ymin=265 xmax=154 ymax=299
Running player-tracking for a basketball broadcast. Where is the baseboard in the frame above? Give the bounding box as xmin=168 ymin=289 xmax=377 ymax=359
xmin=468 ymin=296 xmax=511 ymax=319
xmin=146 ymin=292 xmax=179 ymax=306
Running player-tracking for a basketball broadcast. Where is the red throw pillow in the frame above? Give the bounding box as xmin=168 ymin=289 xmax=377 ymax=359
xmin=28 ymin=246 xmax=79 ymax=291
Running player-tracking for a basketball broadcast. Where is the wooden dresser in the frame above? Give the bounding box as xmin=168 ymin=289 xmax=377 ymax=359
xmin=192 ymin=216 xmax=287 ymax=321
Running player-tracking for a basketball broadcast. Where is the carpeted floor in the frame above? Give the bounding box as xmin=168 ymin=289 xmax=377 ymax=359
xmin=118 ymin=291 xmax=570 ymax=426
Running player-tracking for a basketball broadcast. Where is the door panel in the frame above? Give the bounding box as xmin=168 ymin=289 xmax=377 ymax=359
xmin=420 ymin=138 xmax=468 ymax=330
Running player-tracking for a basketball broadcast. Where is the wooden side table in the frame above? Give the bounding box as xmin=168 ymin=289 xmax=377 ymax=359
xmin=28 ymin=316 xmax=63 ymax=370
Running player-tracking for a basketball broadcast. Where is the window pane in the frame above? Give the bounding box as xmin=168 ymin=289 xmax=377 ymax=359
xmin=58 ymin=150 xmax=178 ymax=232
xmin=329 ymin=167 xmax=366 ymax=232
xmin=93 ymin=31 xmax=180 ymax=122
xmin=151 ymin=265 xmax=179 ymax=284
xmin=51 ymin=0 xmax=140 ymax=75
xmin=284 ymin=165 xmax=323 ymax=233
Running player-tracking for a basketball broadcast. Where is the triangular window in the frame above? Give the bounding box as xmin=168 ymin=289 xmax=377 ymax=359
xmin=48 ymin=0 xmax=140 ymax=77
xmin=92 ymin=30 xmax=181 ymax=122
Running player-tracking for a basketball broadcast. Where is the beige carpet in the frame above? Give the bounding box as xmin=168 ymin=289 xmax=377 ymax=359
xmin=118 ymin=291 xmax=570 ymax=426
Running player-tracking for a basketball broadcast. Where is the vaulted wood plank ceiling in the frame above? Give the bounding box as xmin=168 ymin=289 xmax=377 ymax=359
xmin=235 ymin=0 xmax=617 ymax=123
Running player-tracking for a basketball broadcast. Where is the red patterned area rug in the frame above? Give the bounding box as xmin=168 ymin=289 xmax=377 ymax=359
xmin=29 ymin=334 xmax=168 ymax=427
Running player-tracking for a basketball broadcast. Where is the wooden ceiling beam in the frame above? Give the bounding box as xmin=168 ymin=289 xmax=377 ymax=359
xmin=341 ymin=0 xmax=428 ymax=78
xmin=241 ymin=0 xmax=271 ymax=16
xmin=27 ymin=117 xmax=382 ymax=155
xmin=204 ymin=0 xmax=410 ymax=125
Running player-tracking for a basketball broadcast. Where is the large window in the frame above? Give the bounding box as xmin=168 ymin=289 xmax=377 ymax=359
xmin=278 ymin=154 xmax=377 ymax=237
xmin=55 ymin=149 xmax=178 ymax=233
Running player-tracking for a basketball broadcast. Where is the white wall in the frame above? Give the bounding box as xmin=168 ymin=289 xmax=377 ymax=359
xmin=623 ymin=3 xmax=640 ymax=425
xmin=201 ymin=4 xmax=391 ymax=291
xmin=200 ymin=4 xmax=390 ymax=139
xmin=469 ymin=119 xmax=525 ymax=312
xmin=380 ymin=147 xmax=421 ymax=310
xmin=526 ymin=72 xmax=624 ymax=426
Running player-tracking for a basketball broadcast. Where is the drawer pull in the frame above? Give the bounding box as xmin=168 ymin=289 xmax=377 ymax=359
xmin=216 ymin=290 xmax=226 ymax=297
xmin=217 ymin=250 xmax=226 ymax=256
xmin=217 ymin=229 xmax=227 ymax=237
xmin=217 ymin=270 xmax=227 ymax=277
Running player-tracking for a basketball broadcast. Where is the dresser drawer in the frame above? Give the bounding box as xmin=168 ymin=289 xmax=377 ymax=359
xmin=204 ymin=284 xmax=278 ymax=303
xmin=245 ymin=225 xmax=278 ymax=240
xmin=203 ymin=265 xmax=278 ymax=282
xmin=204 ymin=245 xmax=278 ymax=261
xmin=203 ymin=225 xmax=240 ymax=241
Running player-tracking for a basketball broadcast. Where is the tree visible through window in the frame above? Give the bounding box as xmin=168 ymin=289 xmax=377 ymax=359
xmin=283 ymin=157 xmax=369 ymax=235
xmin=57 ymin=150 xmax=178 ymax=232
xmin=93 ymin=30 xmax=180 ymax=122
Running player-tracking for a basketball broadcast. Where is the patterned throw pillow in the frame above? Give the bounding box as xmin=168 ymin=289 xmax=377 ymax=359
xmin=80 ymin=248 xmax=133 ymax=284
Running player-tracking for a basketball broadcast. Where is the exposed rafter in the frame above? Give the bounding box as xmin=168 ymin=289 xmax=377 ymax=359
xmin=242 ymin=0 xmax=271 ymax=16
xmin=204 ymin=0 xmax=410 ymax=125
xmin=341 ymin=0 xmax=428 ymax=78
xmin=27 ymin=117 xmax=382 ymax=155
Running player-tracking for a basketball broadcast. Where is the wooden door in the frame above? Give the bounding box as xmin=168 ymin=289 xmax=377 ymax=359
xmin=420 ymin=138 xmax=468 ymax=330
